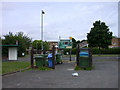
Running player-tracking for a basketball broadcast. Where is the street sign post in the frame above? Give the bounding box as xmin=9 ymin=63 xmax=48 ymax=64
xmin=58 ymin=38 xmax=72 ymax=61
xmin=58 ymin=39 xmax=72 ymax=49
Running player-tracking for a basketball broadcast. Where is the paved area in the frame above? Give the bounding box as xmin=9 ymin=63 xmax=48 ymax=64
xmin=2 ymin=56 xmax=118 ymax=88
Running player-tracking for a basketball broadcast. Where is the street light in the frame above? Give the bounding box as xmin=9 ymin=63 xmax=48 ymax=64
xmin=41 ymin=10 xmax=45 ymax=54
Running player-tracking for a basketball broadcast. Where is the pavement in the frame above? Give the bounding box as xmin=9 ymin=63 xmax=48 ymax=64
xmin=2 ymin=55 xmax=119 ymax=88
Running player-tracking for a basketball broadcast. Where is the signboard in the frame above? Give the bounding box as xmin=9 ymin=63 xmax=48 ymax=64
xmin=58 ymin=39 xmax=72 ymax=49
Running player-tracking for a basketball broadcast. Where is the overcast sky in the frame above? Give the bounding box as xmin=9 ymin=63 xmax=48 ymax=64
xmin=2 ymin=2 xmax=118 ymax=41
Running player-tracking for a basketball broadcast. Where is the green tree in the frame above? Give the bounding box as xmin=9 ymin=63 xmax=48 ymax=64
xmin=87 ymin=20 xmax=112 ymax=51
xmin=72 ymin=37 xmax=77 ymax=48
xmin=32 ymin=40 xmax=49 ymax=50
xmin=76 ymin=40 xmax=80 ymax=44
xmin=2 ymin=32 xmax=32 ymax=57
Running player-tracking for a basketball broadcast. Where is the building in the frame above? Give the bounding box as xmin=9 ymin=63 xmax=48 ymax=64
xmin=78 ymin=40 xmax=88 ymax=48
xmin=109 ymin=38 xmax=120 ymax=48
xmin=48 ymin=41 xmax=58 ymax=50
xmin=1 ymin=45 xmax=18 ymax=60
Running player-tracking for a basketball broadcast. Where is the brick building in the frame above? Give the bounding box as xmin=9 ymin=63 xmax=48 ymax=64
xmin=109 ymin=38 xmax=120 ymax=48
xmin=48 ymin=41 xmax=58 ymax=50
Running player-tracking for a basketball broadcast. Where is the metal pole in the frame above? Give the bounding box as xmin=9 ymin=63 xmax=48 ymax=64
xmin=70 ymin=49 xmax=71 ymax=61
xmin=41 ymin=11 xmax=43 ymax=54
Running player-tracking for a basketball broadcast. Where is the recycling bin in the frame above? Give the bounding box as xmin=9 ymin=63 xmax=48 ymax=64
xmin=35 ymin=56 xmax=44 ymax=67
xmin=39 ymin=54 xmax=48 ymax=66
xmin=79 ymin=50 xmax=89 ymax=68
xmin=48 ymin=53 xmax=53 ymax=67
xmin=55 ymin=53 xmax=62 ymax=64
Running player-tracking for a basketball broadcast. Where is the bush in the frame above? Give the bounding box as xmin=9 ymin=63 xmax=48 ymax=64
xmin=63 ymin=48 xmax=77 ymax=55
xmin=92 ymin=47 xmax=120 ymax=54
xmin=92 ymin=48 xmax=100 ymax=54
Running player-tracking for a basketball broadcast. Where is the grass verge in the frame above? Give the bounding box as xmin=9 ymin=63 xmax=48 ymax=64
xmin=2 ymin=61 xmax=30 ymax=74
xmin=74 ymin=66 xmax=95 ymax=71
xmin=92 ymin=54 xmax=120 ymax=56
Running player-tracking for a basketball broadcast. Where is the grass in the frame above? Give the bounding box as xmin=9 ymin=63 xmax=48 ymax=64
xmin=92 ymin=54 xmax=120 ymax=56
xmin=94 ymin=59 xmax=118 ymax=62
xmin=74 ymin=66 xmax=95 ymax=71
xmin=64 ymin=54 xmax=120 ymax=57
xmin=2 ymin=61 xmax=30 ymax=74
xmin=63 ymin=55 xmax=76 ymax=57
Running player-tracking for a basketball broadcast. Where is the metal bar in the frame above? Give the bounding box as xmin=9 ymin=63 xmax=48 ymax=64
xmin=41 ymin=10 xmax=43 ymax=54
xmin=70 ymin=49 xmax=71 ymax=61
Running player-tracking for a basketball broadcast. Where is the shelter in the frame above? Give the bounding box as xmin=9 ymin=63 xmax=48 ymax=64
xmin=1 ymin=45 xmax=18 ymax=60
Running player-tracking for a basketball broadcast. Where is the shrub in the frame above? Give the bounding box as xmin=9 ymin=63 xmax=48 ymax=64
xmin=92 ymin=47 xmax=120 ymax=54
xmin=63 ymin=48 xmax=77 ymax=55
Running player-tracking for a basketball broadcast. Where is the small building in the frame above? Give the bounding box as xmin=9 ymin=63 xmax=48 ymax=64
xmin=109 ymin=38 xmax=120 ymax=48
xmin=1 ymin=45 xmax=18 ymax=60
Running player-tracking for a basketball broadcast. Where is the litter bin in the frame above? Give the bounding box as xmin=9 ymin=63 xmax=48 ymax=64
xmin=35 ymin=56 xmax=44 ymax=67
xmin=55 ymin=53 xmax=62 ymax=64
xmin=48 ymin=53 xmax=52 ymax=67
xmin=79 ymin=51 xmax=89 ymax=68
xmin=39 ymin=54 xmax=48 ymax=66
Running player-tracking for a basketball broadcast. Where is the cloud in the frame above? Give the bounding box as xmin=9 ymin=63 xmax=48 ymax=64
xmin=2 ymin=2 xmax=118 ymax=41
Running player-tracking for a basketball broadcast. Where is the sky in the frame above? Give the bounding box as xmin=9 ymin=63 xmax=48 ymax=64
xmin=2 ymin=2 xmax=118 ymax=41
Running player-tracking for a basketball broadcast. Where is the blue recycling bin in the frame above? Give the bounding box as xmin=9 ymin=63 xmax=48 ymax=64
xmin=79 ymin=51 xmax=89 ymax=68
xmin=79 ymin=52 xmax=88 ymax=57
xmin=48 ymin=54 xmax=52 ymax=67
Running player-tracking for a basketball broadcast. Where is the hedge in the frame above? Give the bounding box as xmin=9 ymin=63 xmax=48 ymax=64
xmin=64 ymin=47 xmax=120 ymax=55
xmin=63 ymin=48 xmax=77 ymax=55
xmin=92 ymin=47 xmax=120 ymax=54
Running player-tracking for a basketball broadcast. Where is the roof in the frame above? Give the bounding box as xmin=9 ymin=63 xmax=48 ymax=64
xmin=0 ymin=45 xmax=18 ymax=47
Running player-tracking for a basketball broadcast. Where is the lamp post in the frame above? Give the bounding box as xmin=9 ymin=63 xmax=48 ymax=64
xmin=41 ymin=10 xmax=45 ymax=54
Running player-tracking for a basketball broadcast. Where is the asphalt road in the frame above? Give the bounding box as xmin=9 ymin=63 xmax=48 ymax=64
xmin=2 ymin=56 xmax=118 ymax=88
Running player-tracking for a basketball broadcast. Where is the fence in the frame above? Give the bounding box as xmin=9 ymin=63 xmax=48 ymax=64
xmin=31 ymin=45 xmax=55 ymax=69
xmin=76 ymin=45 xmax=92 ymax=67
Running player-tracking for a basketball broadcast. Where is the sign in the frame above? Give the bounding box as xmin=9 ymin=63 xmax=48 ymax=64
xmin=58 ymin=39 xmax=72 ymax=49
xmin=69 ymin=37 xmax=72 ymax=39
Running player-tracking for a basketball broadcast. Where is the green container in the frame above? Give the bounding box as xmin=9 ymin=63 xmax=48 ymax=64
xmin=79 ymin=56 xmax=89 ymax=68
xmin=35 ymin=54 xmax=48 ymax=67
xmin=55 ymin=53 xmax=62 ymax=64
xmin=35 ymin=56 xmax=44 ymax=67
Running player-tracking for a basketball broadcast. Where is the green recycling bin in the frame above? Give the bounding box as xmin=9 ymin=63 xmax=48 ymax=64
xmin=55 ymin=53 xmax=62 ymax=64
xmin=79 ymin=51 xmax=89 ymax=68
xmin=35 ymin=54 xmax=48 ymax=67
xmin=35 ymin=56 xmax=44 ymax=67
xmin=39 ymin=54 xmax=48 ymax=66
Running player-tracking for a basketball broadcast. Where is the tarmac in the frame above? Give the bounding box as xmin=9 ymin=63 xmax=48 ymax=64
xmin=2 ymin=55 xmax=119 ymax=88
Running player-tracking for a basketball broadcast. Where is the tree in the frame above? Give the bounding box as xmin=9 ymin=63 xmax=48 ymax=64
xmin=87 ymin=20 xmax=112 ymax=51
xmin=72 ymin=37 xmax=77 ymax=48
xmin=32 ymin=40 xmax=49 ymax=50
xmin=76 ymin=40 xmax=80 ymax=44
xmin=2 ymin=32 xmax=32 ymax=57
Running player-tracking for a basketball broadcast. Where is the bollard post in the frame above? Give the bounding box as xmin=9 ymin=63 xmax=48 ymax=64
xmin=76 ymin=44 xmax=80 ymax=66
xmin=52 ymin=45 xmax=55 ymax=69
xmin=31 ymin=47 xmax=34 ymax=68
